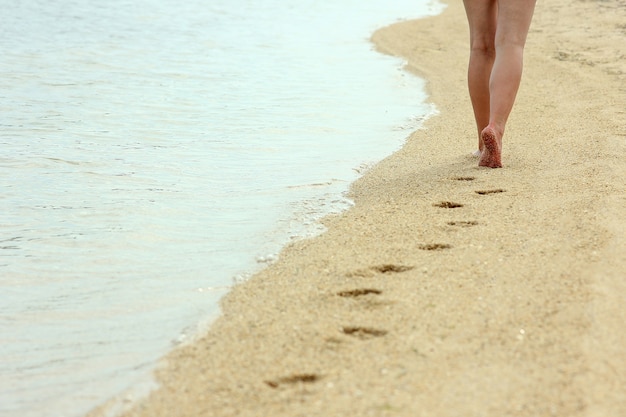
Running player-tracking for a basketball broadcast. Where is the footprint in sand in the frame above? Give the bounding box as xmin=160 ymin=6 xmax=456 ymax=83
xmin=337 ymin=287 xmax=391 ymax=310
xmin=475 ymin=189 xmax=506 ymax=195
xmin=447 ymin=220 xmax=478 ymax=227
xmin=264 ymin=373 xmax=321 ymax=388
xmin=450 ymin=176 xmax=476 ymax=181
xmin=342 ymin=326 xmax=388 ymax=340
xmin=434 ymin=201 xmax=464 ymax=208
xmin=418 ymin=243 xmax=452 ymax=251
xmin=371 ymin=264 xmax=414 ymax=274
xmin=337 ymin=288 xmax=382 ymax=297
xmin=346 ymin=264 xmax=414 ymax=278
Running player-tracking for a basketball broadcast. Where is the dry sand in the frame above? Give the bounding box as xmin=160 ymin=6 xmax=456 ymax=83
xmin=90 ymin=0 xmax=626 ymax=416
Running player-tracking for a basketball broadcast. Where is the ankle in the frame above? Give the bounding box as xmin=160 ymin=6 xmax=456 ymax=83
xmin=485 ymin=124 xmax=504 ymax=140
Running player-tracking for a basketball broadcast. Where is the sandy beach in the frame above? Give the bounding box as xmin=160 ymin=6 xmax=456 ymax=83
xmin=89 ymin=0 xmax=626 ymax=416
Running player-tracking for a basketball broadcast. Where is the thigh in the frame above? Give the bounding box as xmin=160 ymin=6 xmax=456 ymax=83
xmin=495 ymin=0 xmax=537 ymax=46
xmin=463 ymin=0 xmax=498 ymax=47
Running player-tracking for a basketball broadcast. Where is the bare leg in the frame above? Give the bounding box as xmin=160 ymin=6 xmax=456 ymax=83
xmin=463 ymin=0 xmax=497 ymax=153
xmin=464 ymin=0 xmax=536 ymax=168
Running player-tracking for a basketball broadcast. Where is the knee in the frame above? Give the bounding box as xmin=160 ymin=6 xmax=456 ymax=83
xmin=470 ymin=37 xmax=496 ymax=59
xmin=495 ymin=32 xmax=528 ymax=51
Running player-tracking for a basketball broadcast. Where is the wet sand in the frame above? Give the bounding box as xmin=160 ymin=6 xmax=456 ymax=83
xmin=89 ymin=0 xmax=626 ymax=416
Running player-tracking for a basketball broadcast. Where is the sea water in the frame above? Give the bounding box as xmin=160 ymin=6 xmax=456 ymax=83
xmin=0 ymin=0 xmax=443 ymax=416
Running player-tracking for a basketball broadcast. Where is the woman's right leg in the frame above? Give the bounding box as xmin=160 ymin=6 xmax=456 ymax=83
xmin=487 ymin=0 xmax=536 ymax=138
xmin=480 ymin=0 xmax=536 ymax=167
xmin=463 ymin=0 xmax=498 ymax=153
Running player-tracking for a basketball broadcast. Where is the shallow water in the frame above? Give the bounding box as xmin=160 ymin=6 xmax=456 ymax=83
xmin=0 ymin=0 xmax=442 ymax=416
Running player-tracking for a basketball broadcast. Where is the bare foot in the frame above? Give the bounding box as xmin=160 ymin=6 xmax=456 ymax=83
xmin=479 ymin=126 xmax=502 ymax=168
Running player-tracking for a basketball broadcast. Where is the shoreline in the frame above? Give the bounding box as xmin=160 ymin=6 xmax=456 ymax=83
xmin=90 ymin=0 xmax=626 ymax=416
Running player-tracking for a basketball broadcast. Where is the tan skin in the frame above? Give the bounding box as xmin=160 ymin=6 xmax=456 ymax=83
xmin=463 ymin=0 xmax=536 ymax=168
